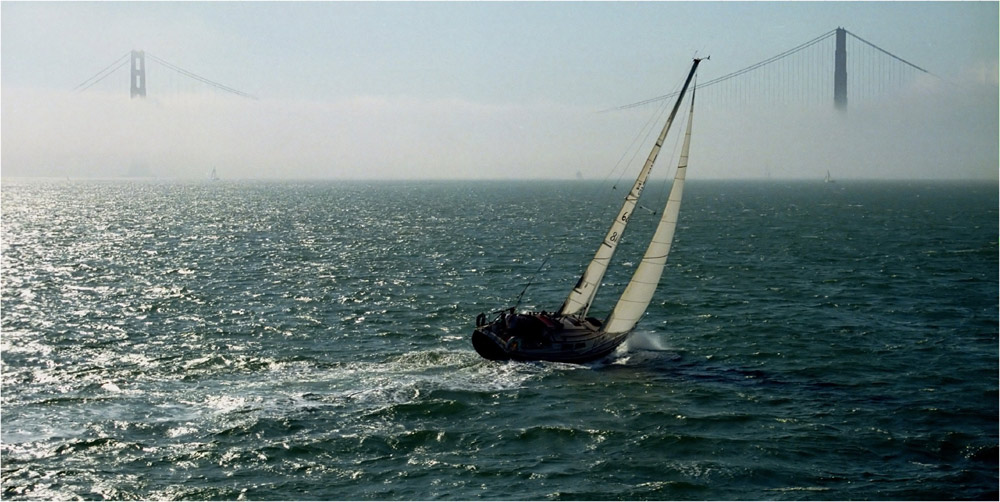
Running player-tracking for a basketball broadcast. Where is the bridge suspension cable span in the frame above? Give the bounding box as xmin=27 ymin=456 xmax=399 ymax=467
xmin=73 ymin=50 xmax=257 ymax=100
xmin=74 ymin=52 xmax=131 ymax=93
xmin=607 ymin=27 xmax=932 ymax=112
xmin=145 ymin=53 xmax=257 ymax=100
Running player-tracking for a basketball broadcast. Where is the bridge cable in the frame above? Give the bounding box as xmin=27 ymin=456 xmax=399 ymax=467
xmin=146 ymin=53 xmax=258 ymax=100
xmin=845 ymin=30 xmax=931 ymax=75
xmin=605 ymin=29 xmax=837 ymax=112
xmin=74 ymin=52 xmax=131 ymax=92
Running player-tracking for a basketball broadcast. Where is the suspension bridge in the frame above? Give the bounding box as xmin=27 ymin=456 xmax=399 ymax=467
xmin=74 ymin=27 xmax=931 ymax=111
xmin=74 ymin=50 xmax=257 ymax=100
xmin=615 ymin=27 xmax=931 ymax=111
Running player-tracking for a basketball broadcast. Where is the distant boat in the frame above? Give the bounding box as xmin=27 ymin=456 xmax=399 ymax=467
xmin=824 ymin=170 xmax=835 ymax=183
xmin=210 ymin=168 xmax=219 ymax=181
xmin=471 ymin=57 xmax=706 ymax=363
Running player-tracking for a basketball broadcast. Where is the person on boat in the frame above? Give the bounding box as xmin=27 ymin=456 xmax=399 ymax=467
xmin=492 ymin=312 xmax=507 ymax=336
xmin=506 ymin=314 xmax=520 ymax=331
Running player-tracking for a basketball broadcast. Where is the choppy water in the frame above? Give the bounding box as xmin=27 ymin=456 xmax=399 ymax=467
xmin=2 ymin=178 xmax=997 ymax=500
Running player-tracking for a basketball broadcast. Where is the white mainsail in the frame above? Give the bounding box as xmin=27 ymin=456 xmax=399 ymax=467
xmin=556 ymin=141 xmax=657 ymax=318
xmin=604 ymin=82 xmax=697 ymax=334
xmin=558 ymin=58 xmax=703 ymax=319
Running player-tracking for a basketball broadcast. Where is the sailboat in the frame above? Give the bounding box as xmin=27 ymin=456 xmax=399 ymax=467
xmin=210 ymin=168 xmax=220 ymax=181
xmin=471 ymin=58 xmax=706 ymax=363
xmin=824 ymin=170 xmax=834 ymax=183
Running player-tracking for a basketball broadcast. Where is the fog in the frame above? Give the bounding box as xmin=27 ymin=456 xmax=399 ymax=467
xmin=695 ymin=69 xmax=999 ymax=181
xmin=3 ymin=68 xmax=995 ymax=181
xmin=2 ymin=88 xmax=619 ymax=180
xmin=3 ymin=2 xmax=996 ymax=182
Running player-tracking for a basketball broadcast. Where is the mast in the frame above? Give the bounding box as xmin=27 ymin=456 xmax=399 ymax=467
xmin=604 ymin=74 xmax=699 ymax=334
xmin=558 ymin=57 xmax=704 ymax=318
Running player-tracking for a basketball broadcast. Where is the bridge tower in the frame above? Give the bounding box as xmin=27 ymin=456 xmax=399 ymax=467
xmin=834 ymin=27 xmax=847 ymax=110
xmin=130 ymin=50 xmax=146 ymax=99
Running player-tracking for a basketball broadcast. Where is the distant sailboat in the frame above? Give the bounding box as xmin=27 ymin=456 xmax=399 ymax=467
xmin=471 ymin=57 xmax=706 ymax=363
xmin=824 ymin=170 xmax=835 ymax=183
xmin=210 ymin=168 xmax=219 ymax=181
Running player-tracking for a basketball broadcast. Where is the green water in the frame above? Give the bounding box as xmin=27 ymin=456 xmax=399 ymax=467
xmin=2 ymin=179 xmax=997 ymax=499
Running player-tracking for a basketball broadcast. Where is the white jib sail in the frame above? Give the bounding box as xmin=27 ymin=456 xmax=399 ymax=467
xmin=604 ymin=86 xmax=696 ymax=334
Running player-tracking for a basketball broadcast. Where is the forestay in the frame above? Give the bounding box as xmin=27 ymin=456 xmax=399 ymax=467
xmin=558 ymin=59 xmax=703 ymax=319
xmin=604 ymin=84 xmax=697 ymax=334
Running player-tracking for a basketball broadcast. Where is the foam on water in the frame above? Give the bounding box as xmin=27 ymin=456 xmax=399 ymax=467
xmin=624 ymin=329 xmax=671 ymax=352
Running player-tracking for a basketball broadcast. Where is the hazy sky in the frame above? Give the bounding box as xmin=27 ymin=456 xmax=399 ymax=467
xmin=2 ymin=1 xmax=997 ymax=180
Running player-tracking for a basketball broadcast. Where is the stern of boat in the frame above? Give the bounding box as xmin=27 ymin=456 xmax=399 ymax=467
xmin=471 ymin=328 xmax=511 ymax=361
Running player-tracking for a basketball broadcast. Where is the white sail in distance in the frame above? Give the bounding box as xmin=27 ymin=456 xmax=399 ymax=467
xmin=558 ymin=59 xmax=703 ymax=318
xmin=604 ymin=82 xmax=697 ymax=334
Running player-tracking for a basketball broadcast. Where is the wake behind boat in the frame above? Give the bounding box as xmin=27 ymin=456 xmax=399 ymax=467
xmin=472 ymin=57 xmax=706 ymax=364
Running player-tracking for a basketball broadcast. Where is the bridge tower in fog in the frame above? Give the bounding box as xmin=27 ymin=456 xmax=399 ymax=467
xmin=609 ymin=27 xmax=931 ymax=114
xmin=81 ymin=28 xmax=925 ymax=108
xmin=834 ymin=27 xmax=847 ymax=110
xmin=74 ymin=48 xmax=255 ymax=99
xmin=130 ymin=50 xmax=146 ymax=99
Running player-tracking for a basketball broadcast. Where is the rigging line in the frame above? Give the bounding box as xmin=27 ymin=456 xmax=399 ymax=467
xmin=653 ymin=84 xmax=691 ymax=214
xmin=606 ymin=29 xmax=837 ymax=111
xmin=592 ymin=93 xmax=670 ymax=246
xmin=601 ymin=66 xmax=683 ymax=200
xmin=512 ymin=256 xmax=550 ymax=310
xmin=845 ymin=30 xmax=931 ymax=75
xmin=75 ymin=58 xmax=130 ymax=93
xmin=146 ymin=53 xmax=258 ymax=99
xmin=623 ymin=84 xmax=676 ymax=181
xmin=74 ymin=52 xmax=131 ymax=91
xmin=697 ymin=29 xmax=836 ymax=89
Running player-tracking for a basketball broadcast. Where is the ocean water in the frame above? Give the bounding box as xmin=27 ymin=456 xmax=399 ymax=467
xmin=1 ymin=178 xmax=996 ymax=500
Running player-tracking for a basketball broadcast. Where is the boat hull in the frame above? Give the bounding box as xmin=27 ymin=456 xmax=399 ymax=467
xmin=471 ymin=329 xmax=512 ymax=361
xmin=471 ymin=313 xmax=628 ymax=364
